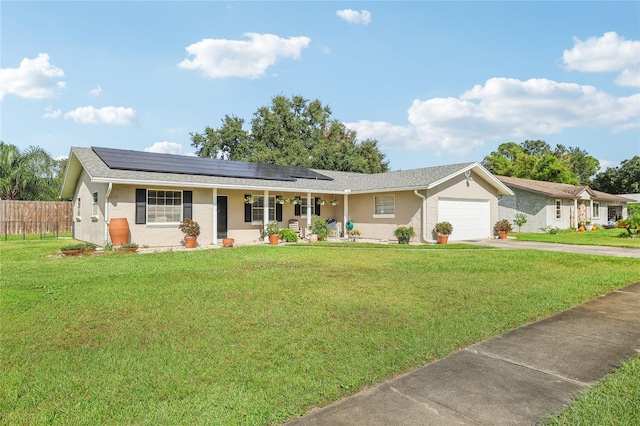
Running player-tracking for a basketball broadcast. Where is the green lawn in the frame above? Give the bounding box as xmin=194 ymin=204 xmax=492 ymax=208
xmin=545 ymin=353 xmax=640 ymax=425
xmin=2 ymin=240 xmax=639 ymax=425
xmin=513 ymin=227 xmax=640 ymax=248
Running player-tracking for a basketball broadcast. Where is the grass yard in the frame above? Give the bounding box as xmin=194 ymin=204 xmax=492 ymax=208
xmin=513 ymin=227 xmax=640 ymax=248
xmin=2 ymin=240 xmax=639 ymax=425
xmin=544 ymin=353 xmax=640 ymax=425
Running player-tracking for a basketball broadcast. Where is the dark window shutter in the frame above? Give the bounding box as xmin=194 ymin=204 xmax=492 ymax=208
xmin=276 ymin=195 xmax=283 ymax=222
xmin=135 ymin=188 xmax=146 ymax=224
xmin=315 ymin=197 xmax=321 ymax=216
xmin=183 ymin=191 xmax=193 ymax=220
xmin=294 ymin=197 xmax=301 ymax=216
xmin=244 ymin=194 xmax=252 ymax=222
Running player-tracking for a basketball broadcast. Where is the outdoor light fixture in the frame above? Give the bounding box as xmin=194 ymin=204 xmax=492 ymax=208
xmin=465 ymin=170 xmax=474 ymax=182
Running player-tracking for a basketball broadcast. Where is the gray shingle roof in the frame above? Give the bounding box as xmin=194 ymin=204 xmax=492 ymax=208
xmin=497 ymin=175 xmax=633 ymax=203
xmin=61 ymin=146 xmax=511 ymax=198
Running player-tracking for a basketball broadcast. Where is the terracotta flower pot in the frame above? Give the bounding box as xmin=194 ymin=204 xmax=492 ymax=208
xmin=184 ymin=236 xmax=197 ymax=248
xmin=269 ymin=234 xmax=279 ymax=245
xmin=438 ymin=234 xmax=449 ymax=244
xmin=222 ymin=238 xmax=234 ymax=247
xmin=109 ymin=218 xmax=129 ymax=246
xmin=498 ymin=231 xmax=508 ymax=239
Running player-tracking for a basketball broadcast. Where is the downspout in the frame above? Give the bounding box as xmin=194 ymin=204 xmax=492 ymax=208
xmin=413 ymin=189 xmax=427 ymax=242
xmin=104 ymin=183 xmax=112 ymax=244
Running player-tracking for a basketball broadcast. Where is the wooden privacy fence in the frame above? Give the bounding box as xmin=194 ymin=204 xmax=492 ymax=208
xmin=1 ymin=200 xmax=73 ymax=238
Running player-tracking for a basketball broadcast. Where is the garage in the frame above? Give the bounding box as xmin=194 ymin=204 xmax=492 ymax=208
xmin=437 ymin=198 xmax=491 ymax=241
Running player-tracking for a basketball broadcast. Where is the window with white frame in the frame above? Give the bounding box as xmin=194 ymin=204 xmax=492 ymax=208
xmin=147 ymin=190 xmax=182 ymax=223
xmin=75 ymin=197 xmax=81 ymax=219
xmin=92 ymin=192 xmax=99 ymax=217
xmin=592 ymin=201 xmax=600 ymax=219
xmin=555 ymin=199 xmax=562 ymax=220
xmin=374 ymin=194 xmax=395 ymax=217
xmin=300 ymin=198 xmax=316 ymax=216
xmin=251 ymin=196 xmax=275 ymax=223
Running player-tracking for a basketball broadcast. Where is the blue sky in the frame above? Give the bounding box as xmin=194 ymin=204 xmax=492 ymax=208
xmin=1 ymin=1 xmax=639 ymax=172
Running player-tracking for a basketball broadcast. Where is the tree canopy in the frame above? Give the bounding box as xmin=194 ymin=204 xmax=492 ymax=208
xmin=591 ymin=156 xmax=640 ymax=194
xmin=191 ymin=95 xmax=390 ymax=173
xmin=0 ymin=142 xmax=64 ymax=200
xmin=481 ymin=140 xmax=599 ymax=185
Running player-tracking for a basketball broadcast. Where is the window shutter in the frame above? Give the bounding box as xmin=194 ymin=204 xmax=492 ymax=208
xmin=276 ymin=195 xmax=283 ymax=222
xmin=244 ymin=194 xmax=252 ymax=222
xmin=135 ymin=188 xmax=146 ymax=224
xmin=315 ymin=197 xmax=321 ymax=216
xmin=183 ymin=190 xmax=193 ymax=220
xmin=294 ymin=197 xmax=301 ymax=216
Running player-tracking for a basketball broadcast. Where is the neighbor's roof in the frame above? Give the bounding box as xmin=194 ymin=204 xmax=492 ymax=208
xmin=60 ymin=146 xmax=513 ymax=198
xmin=497 ymin=175 xmax=633 ymax=203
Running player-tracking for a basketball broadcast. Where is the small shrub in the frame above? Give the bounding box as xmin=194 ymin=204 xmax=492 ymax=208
xmin=179 ymin=218 xmax=201 ymax=238
xmin=279 ymin=228 xmax=298 ymax=242
xmin=311 ymin=216 xmax=330 ymax=239
xmin=494 ymin=219 xmax=513 ymax=233
xmin=539 ymin=226 xmax=560 ymax=235
xmin=513 ymin=213 xmax=527 ymax=232
xmin=434 ymin=222 xmax=453 ymax=235
xmin=394 ymin=226 xmax=415 ymax=244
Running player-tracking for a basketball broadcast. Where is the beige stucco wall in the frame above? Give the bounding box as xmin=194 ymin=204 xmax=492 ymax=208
xmin=71 ymin=169 xmax=500 ymax=247
xmin=425 ymin=171 xmax=499 ymax=241
xmin=71 ymin=170 xmax=109 ymax=245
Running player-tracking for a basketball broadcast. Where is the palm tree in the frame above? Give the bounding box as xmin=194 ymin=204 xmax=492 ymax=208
xmin=0 ymin=142 xmax=61 ymax=200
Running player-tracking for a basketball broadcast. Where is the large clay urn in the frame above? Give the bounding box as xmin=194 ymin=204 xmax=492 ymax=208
xmin=109 ymin=218 xmax=130 ymax=246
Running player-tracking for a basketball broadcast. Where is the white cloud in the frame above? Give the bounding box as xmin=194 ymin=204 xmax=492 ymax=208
xmin=336 ymin=9 xmax=372 ymax=25
xmin=0 ymin=53 xmax=66 ymax=100
xmin=89 ymin=85 xmax=102 ymax=96
xmin=145 ymin=142 xmax=194 ymax=156
xmin=64 ymin=106 xmax=137 ymax=126
xmin=563 ymin=32 xmax=640 ymax=87
xmin=178 ymin=33 xmax=311 ymax=79
xmin=347 ymin=77 xmax=639 ymax=155
xmin=43 ymin=105 xmax=61 ymax=119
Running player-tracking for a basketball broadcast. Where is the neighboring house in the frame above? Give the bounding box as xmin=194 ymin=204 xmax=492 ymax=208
xmin=620 ymin=193 xmax=640 ymax=204
xmin=60 ymin=146 xmax=513 ymax=247
xmin=497 ymin=175 xmax=633 ymax=232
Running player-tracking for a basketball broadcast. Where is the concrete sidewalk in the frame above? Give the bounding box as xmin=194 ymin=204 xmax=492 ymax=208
xmin=286 ymin=283 xmax=640 ymax=425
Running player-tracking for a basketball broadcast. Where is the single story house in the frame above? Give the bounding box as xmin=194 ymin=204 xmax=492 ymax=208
xmin=497 ymin=175 xmax=633 ymax=232
xmin=60 ymin=146 xmax=514 ymax=247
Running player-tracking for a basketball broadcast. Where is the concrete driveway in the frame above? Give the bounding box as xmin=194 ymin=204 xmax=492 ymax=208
xmin=466 ymin=238 xmax=640 ymax=258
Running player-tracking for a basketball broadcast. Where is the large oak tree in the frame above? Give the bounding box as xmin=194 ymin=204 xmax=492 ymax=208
xmin=481 ymin=140 xmax=599 ymax=185
xmin=191 ymin=95 xmax=389 ymax=173
xmin=591 ymin=156 xmax=640 ymax=194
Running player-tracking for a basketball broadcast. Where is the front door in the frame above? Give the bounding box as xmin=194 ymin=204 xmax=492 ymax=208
xmin=217 ymin=196 xmax=228 ymax=239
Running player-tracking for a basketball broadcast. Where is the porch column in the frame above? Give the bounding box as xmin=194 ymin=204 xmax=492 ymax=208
xmin=573 ymin=198 xmax=578 ymax=228
xmin=263 ymin=190 xmax=270 ymax=242
xmin=306 ymin=192 xmax=312 ymax=233
xmin=212 ymin=188 xmax=218 ymax=245
xmin=343 ymin=192 xmax=350 ymax=237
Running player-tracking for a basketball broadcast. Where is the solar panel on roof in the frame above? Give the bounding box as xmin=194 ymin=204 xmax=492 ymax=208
xmin=92 ymin=147 xmax=333 ymax=181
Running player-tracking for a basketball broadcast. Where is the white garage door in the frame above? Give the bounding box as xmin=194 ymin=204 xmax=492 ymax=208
xmin=437 ymin=198 xmax=490 ymax=241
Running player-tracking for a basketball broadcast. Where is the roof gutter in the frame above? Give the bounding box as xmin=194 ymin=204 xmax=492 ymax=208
xmin=104 ymin=183 xmax=112 ymax=244
xmin=413 ymin=189 xmax=428 ymax=242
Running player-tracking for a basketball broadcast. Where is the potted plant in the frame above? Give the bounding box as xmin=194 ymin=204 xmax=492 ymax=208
xmin=494 ymin=219 xmax=513 ymax=239
xmin=434 ymin=221 xmax=453 ymax=244
xmin=311 ymin=215 xmax=330 ymax=241
xmin=118 ymin=242 xmax=139 ymax=252
xmin=222 ymin=238 xmax=234 ymax=247
xmin=279 ymin=228 xmax=298 ymax=243
xmin=60 ymin=243 xmax=86 ymax=256
xmin=276 ymin=196 xmax=288 ymax=205
xmin=316 ymin=198 xmax=327 ymax=205
xmin=330 ymin=199 xmax=340 ymax=206
xmin=394 ymin=226 xmax=415 ymax=244
xmin=179 ymin=218 xmax=200 ymax=248
xmin=347 ymin=228 xmax=361 ymax=242
xmin=266 ymin=221 xmax=280 ymax=245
